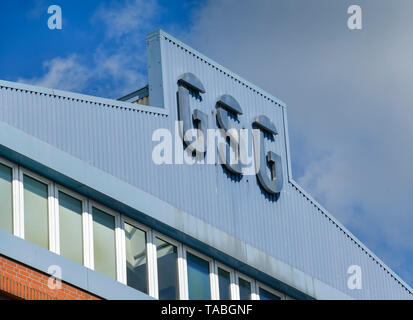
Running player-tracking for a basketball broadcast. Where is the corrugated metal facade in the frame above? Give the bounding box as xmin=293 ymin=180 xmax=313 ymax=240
xmin=0 ymin=30 xmax=411 ymax=299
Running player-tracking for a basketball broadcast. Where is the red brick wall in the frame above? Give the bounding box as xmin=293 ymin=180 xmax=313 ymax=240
xmin=0 ymin=255 xmax=100 ymax=300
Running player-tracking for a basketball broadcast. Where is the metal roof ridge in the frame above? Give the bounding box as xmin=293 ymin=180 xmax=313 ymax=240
xmin=148 ymin=29 xmax=287 ymax=109
xmin=0 ymin=79 xmax=168 ymax=116
xmin=288 ymin=178 xmax=413 ymax=295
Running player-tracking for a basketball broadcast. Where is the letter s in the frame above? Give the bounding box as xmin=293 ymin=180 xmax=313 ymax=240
xmin=216 ymin=94 xmax=243 ymax=174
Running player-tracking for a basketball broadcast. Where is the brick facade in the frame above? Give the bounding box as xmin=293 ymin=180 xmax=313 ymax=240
xmin=0 ymin=255 xmax=100 ymax=300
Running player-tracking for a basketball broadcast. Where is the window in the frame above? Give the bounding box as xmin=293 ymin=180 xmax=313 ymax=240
xmin=0 ymin=158 xmax=288 ymax=300
xmin=125 ymin=222 xmax=148 ymax=293
xmin=218 ymin=267 xmax=231 ymax=300
xmin=259 ymin=287 xmax=281 ymax=300
xmin=23 ymin=174 xmax=49 ymax=249
xmin=58 ymin=191 xmax=83 ymax=265
xmin=156 ymin=237 xmax=179 ymax=300
xmin=92 ymin=207 xmax=116 ymax=279
xmin=238 ymin=277 xmax=252 ymax=300
xmin=187 ymin=252 xmax=211 ymax=300
xmin=0 ymin=163 xmax=13 ymax=234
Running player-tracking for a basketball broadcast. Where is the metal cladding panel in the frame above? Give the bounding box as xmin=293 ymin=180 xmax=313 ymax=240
xmin=0 ymin=30 xmax=411 ymax=299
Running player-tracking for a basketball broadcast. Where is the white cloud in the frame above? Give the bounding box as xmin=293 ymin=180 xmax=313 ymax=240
xmin=18 ymin=55 xmax=91 ymax=92
xmin=20 ymin=0 xmax=157 ymax=98
xmin=92 ymin=0 xmax=158 ymax=39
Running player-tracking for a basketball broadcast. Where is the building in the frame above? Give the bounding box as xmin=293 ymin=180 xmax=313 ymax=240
xmin=0 ymin=30 xmax=411 ymax=300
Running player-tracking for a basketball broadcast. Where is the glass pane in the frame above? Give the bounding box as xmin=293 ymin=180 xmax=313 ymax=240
xmin=58 ymin=191 xmax=83 ymax=265
xmin=218 ymin=268 xmax=231 ymax=300
xmin=239 ymin=278 xmax=251 ymax=300
xmin=92 ymin=207 xmax=116 ymax=279
xmin=259 ymin=287 xmax=281 ymax=300
xmin=0 ymin=164 xmax=13 ymax=234
xmin=125 ymin=223 xmax=147 ymax=293
xmin=187 ymin=252 xmax=211 ymax=300
xmin=24 ymin=175 xmax=48 ymax=249
xmin=156 ymin=237 xmax=178 ymax=300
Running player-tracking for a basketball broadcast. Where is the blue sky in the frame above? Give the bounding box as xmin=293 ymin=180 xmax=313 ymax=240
xmin=1 ymin=0 xmax=413 ymax=288
xmin=0 ymin=0 xmax=198 ymax=97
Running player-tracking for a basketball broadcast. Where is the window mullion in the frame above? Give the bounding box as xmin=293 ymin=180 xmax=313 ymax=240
xmin=48 ymin=182 xmax=59 ymax=254
xmin=178 ymin=245 xmax=188 ymax=300
xmin=230 ymin=270 xmax=238 ymax=300
xmin=233 ymin=271 xmax=240 ymax=300
xmin=210 ymin=261 xmax=219 ymax=300
xmin=147 ymin=229 xmax=158 ymax=299
xmin=81 ymin=198 xmax=89 ymax=268
xmin=84 ymin=199 xmax=94 ymax=270
xmin=18 ymin=166 xmax=24 ymax=238
xmin=251 ymin=280 xmax=259 ymax=300
xmin=12 ymin=166 xmax=22 ymax=238
xmin=54 ymin=184 xmax=60 ymax=254
xmin=116 ymin=215 xmax=126 ymax=284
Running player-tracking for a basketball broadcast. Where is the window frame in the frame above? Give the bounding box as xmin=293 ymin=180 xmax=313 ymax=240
xmin=54 ymin=184 xmax=88 ymax=266
xmin=121 ymin=215 xmax=153 ymax=295
xmin=256 ymin=282 xmax=285 ymax=300
xmin=235 ymin=271 xmax=259 ymax=300
xmin=0 ymin=157 xmax=18 ymax=236
xmin=152 ymin=231 xmax=185 ymax=300
xmin=20 ymin=167 xmax=55 ymax=252
xmin=214 ymin=261 xmax=237 ymax=300
xmin=183 ymin=246 xmax=215 ymax=300
xmin=88 ymin=200 xmax=122 ymax=282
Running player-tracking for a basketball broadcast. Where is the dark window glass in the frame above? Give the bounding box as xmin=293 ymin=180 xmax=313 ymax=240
xmin=156 ymin=237 xmax=178 ymax=300
xmin=0 ymin=164 xmax=13 ymax=234
xmin=239 ymin=278 xmax=251 ymax=300
xmin=125 ymin=223 xmax=147 ymax=293
xmin=187 ymin=252 xmax=210 ymax=300
xmin=259 ymin=287 xmax=281 ymax=300
xmin=218 ymin=268 xmax=231 ymax=300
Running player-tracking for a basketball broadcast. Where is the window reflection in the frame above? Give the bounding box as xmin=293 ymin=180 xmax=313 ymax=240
xmin=187 ymin=252 xmax=210 ymax=300
xmin=156 ymin=237 xmax=179 ymax=300
xmin=93 ymin=207 xmax=116 ymax=279
xmin=259 ymin=287 xmax=281 ymax=300
xmin=0 ymin=164 xmax=12 ymax=234
xmin=24 ymin=175 xmax=49 ymax=249
xmin=58 ymin=191 xmax=83 ymax=265
xmin=125 ymin=223 xmax=147 ymax=293
xmin=239 ymin=278 xmax=251 ymax=300
xmin=218 ymin=268 xmax=231 ymax=300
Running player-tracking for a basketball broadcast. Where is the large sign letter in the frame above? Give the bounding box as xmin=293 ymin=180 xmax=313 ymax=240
xmin=253 ymin=115 xmax=283 ymax=194
xmin=216 ymin=94 xmax=243 ymax=174
xmin=177 ymin=73 xmax=207 ymax=156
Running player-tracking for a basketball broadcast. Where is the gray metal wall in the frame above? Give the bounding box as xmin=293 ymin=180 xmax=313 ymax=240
xmin=0 ymin=30 xmax=411 ymax=299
